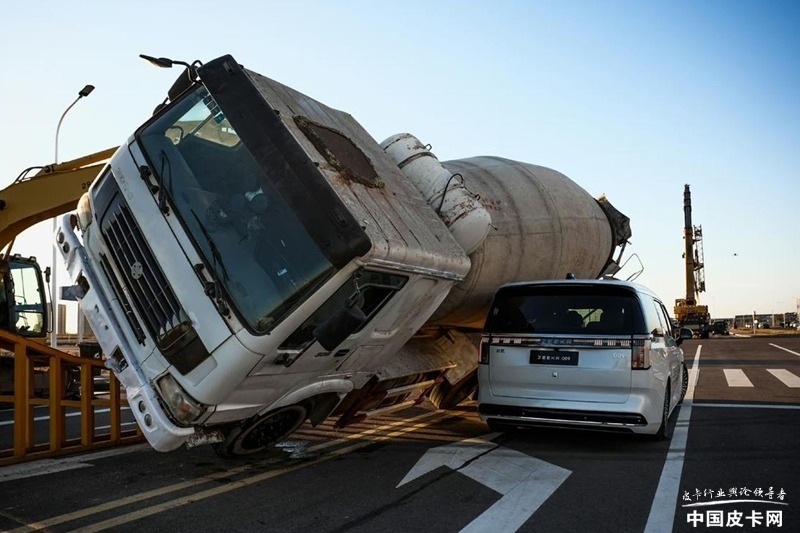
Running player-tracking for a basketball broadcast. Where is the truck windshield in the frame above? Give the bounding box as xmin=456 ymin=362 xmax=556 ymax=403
xmin=137 ymin=86 xmax=334 ymax=332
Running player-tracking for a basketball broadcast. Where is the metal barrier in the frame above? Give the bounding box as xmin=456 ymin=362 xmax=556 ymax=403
xmin=0 ymin=331 xmax=142 ymax=466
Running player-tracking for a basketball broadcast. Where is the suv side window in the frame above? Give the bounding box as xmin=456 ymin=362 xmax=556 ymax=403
xmin=656 ymin=302 xmax=677 ymax=339
xmin=653 ymin=301 xmax=669 ymax=336
xmin=640 ymin=295 xmax=664 ymax=336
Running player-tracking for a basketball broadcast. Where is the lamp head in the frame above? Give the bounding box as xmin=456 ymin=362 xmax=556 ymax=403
xmin=79 ymin=85 xmax=95 ymax=98
xmin=139 ymin=54 xmax=198 ymax=70
xmin=139 ymin=54 xmax=175 ymax=68
xmin=139 ymin=53 xmax=203 ymax=105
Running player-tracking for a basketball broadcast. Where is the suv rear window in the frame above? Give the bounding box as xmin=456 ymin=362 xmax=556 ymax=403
xmin=485 ymin=284 xmax=644 ymax=335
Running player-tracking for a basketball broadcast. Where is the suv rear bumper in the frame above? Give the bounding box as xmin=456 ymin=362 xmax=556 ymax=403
xmin=478 ymin=403 xmax=647 ymax=427
xmin=477 ymin=375 xmax=664 ymax=435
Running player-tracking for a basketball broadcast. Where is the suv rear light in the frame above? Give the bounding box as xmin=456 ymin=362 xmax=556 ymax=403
xmin=479 ymin=336 xmax=490 ymax=364
xmin=631 ymin=339 xmax=652 ymax=369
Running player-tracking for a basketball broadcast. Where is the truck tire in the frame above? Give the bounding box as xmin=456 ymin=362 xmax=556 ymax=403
xmin=213 ymin=404 xmax=307 ymax=458
xmin=428 ymin=371 xmax=478 ymax=410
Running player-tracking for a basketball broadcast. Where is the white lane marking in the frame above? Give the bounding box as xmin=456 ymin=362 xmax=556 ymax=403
xmin=767 ymin=369 xmax=800 ymax=388
xmin=0 ymin=460 xmax=91 ymax=483
xmin=459 ymin=449 xmax=571 ymax=533
xmin=398 ymin=433 xmax=501 ymax=487
xmin=686 ymin=346 xmax=701 ymax=401
xmin=94 ymin=422 xmax=139 ymax=431
xmin=0 ymin=444 xmax=151 ymax=483
xmin=723 ymin=369 xmax=754 ymax=387
xmin=644 ymin=343 xmax=701 ymax=533
xmin=692 ymin=403 xmax=800 ymax=410
xmin=398 ymin=433 xmax=571 ymax=533
xmin=769 ymin=343 xmax=800 ymax=356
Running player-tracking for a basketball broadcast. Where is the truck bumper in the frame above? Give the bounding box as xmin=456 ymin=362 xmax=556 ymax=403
xmin=56 ymin=213 xmax=194 ymax=451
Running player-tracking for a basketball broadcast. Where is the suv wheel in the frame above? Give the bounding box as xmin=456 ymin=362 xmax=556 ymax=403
xmin=678 ymin=363 xmax=689 ymax=404
xmin=652 ymin=384 xmax=672 ymax=441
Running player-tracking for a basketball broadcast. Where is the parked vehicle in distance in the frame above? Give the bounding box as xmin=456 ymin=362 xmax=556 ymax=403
xmin=477 ymin=278 xmax=691 ymax=440
xmin=709 ymin=319 xmax=729 ymax=335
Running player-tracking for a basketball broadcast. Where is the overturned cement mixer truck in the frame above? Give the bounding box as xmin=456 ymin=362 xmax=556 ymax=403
xmin=56 ymin=54 xmax=631 ymax=456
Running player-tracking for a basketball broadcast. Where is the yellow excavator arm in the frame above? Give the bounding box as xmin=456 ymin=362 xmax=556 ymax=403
xmin=0 ymin=147 xmax=118 ymax=253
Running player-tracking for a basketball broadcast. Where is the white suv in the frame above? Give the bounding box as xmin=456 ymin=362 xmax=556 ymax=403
xmin=477 ymin=278 xmax=691 ymax=439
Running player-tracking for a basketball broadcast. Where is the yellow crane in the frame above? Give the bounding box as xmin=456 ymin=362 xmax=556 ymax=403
xmin=0 ymin=147 xmax=115 ymax=340
xmin=673 ymin=184 xmax=710 ymax=338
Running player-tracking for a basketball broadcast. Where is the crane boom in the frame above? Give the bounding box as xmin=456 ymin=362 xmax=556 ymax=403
xmin=674 ymin=184 xmax=709 ymax=337
xmin=683 ymin=184 xmax=695 ymax=301
xmin=0 ymin=147 xmax=116 ymax=252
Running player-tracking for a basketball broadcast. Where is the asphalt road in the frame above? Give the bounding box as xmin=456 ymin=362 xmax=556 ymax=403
xmin=0 ymin=336 xmax=798 ymax=533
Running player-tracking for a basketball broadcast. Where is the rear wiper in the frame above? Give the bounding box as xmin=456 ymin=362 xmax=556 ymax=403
xmin=190 ymin=209 xmax=230 ymax=315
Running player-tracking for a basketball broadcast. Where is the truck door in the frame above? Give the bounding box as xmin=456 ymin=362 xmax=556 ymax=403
xmin=257 ymin=269 xmax=408 ymax=375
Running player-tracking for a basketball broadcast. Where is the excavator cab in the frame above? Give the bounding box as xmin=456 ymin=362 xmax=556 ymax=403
xmin=0 ymin=255 xmax=48 ymax=338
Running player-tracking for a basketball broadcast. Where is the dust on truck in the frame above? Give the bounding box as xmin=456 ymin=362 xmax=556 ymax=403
xmin=56 ymin=54 xmax=631 ymax=456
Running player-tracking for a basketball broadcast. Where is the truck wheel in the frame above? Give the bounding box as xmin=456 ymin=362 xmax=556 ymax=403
xmin=429 ymin=371 xmax=478 ymax=410
xmin=214 ymin=404 xmax=307 ymax=458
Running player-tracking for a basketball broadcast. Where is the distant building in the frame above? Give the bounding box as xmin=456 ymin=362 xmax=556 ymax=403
xmin=732 ymin=311 xmax=797 ymax=329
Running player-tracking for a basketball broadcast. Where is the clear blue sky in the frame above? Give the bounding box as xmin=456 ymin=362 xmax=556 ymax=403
xmin=1 ymin=0 xmax=798 ymax=323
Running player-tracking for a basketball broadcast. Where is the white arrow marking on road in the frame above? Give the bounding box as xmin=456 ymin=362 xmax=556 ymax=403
xmin=398 ymin=432 xmax=571 ymax=533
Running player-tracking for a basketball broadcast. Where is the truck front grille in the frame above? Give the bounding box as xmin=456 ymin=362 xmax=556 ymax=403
xmin=99 ymin=254 xmax=145 ymax=344
xmin=100 ymin=199 xmax=186 ymax=347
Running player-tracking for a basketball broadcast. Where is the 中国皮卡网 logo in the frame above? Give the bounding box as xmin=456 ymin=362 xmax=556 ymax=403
xmin=682 ymin=486 xmax=788 ymax=528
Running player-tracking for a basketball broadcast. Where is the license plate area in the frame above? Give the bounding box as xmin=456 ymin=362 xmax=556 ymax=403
xmin=530 ymin=349 xmax=579 ymax=366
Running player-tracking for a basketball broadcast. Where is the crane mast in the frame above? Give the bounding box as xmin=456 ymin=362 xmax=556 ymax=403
xmin=674 ymin=184 xmax=710 ymax=337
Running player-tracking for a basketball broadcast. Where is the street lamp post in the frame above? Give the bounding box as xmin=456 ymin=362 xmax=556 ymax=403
xmin=50 ymin=84 xmax=94 ymax=348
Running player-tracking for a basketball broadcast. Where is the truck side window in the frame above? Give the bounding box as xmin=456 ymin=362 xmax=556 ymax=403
xmin=280 ymin=270 xmax=407 ymax=351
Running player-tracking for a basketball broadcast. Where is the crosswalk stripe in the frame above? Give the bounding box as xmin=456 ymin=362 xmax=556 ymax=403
xmin=767 ymin=369 xmax=800 ymax=388
xmin=723 ymin=369 xmax=754 ymax=387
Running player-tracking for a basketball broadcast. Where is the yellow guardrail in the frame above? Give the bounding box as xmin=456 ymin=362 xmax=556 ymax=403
xmin=0 ymin=331 xmax=142 ymax=466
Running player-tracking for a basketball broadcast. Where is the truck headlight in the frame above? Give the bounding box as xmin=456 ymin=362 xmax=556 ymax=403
xmin=157 ymin=374 xmax=206 ymax=425
xmin=76 ymin=193 xmax=93 ymax=231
